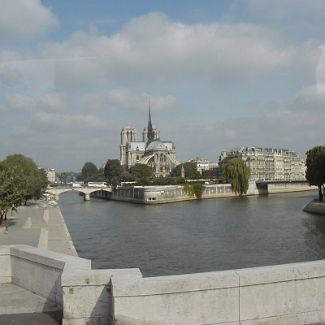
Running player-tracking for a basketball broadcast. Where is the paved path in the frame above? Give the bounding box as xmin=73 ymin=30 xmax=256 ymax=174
xmin=0 ymin=311 xmax=62 ymax=325
xmin=0 ymin=201 xmax=77 ymax=256
xmin=0 ymin=201 xmax=77 ymax=324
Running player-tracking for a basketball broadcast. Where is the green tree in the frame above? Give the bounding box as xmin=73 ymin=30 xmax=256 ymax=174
xmin=183 ymin=182 xmax=204 ymax=199
xmin=81 ymin=162 xmax=98 ymax=182
xmin=129 ymin=164 xmax=154 ymax=180
xmin=1 ymin=154 xmax=48 ymax=204
xmin=222 ymin=158 xmax=251 ymax=196
xmin=171 ymin=162 xmax=201 ymax=179
xmin=0 ymin=166 xmax=25 ymax=224
xmin=120 ymin=170 xmax=135 ymax=182
xmin=306 ymin=146 xmax=325 ymax=201
xmin=57 ymin=172 xmax=68 ymax=184
xmin=104 ymin=159 xmax=123 ymax=185
xmin=31 ymin=169 xmax=48 ymax=199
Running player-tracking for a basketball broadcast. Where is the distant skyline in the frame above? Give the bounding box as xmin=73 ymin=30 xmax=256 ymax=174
xmin=1 ymin=0 xmax=325 ymax=171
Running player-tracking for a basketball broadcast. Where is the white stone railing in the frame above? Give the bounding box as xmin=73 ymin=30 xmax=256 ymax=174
xmin=2 ymin=245 xmax=325 ymax=325
xmin=0 ymin=245 xmax=115 ymax=324
xmin=112 ymin=260 xmax=325 ymax=325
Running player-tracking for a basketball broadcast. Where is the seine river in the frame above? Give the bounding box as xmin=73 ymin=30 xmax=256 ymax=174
xmin=59 ymin=191 xmax=325 ymax=277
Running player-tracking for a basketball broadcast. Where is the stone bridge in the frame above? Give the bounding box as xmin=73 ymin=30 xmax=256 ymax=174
xmin=46 ymin=186 xmax=112 ymax=201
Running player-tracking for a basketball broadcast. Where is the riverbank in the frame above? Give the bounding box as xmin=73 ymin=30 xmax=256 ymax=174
xmin=93 ymin=181 xmax=315 ymax=204
xmin=0 ymin=201 xmax=77 ymax=256
xmin=303 ymin=199 xmax=325 ymax=215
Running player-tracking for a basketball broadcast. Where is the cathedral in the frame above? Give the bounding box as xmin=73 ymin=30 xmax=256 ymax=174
xmin=120 ymin=107 xmax=178 ymax=177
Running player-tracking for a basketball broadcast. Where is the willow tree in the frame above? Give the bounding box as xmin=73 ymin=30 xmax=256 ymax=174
xmin=222 ymin=158 xmax=251 ymax=196
xmin=306 ymin=146 xmax=325 ymax=202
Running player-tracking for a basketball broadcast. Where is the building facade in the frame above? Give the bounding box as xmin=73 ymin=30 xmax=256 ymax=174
xmin=46 ymin=168 xmax=56 ymax=183
xmin=120 ymin=108 xmax=178 ymax=177
xmin=219 ymin=147 xmax=306 ymax=181
xmin=190 ymin=157 xmax=219 ymax=175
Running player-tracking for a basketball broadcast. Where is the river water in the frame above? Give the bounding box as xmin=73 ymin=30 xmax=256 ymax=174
xmin=59 ymin=191 xmax=325 ymax=277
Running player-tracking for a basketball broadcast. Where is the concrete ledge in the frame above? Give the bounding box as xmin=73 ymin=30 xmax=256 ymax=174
xmin=62 ymin=269 xmax=117 ymax=325
xmin=3 ymin=245 xmax=325 ymax=325
xmin=113 ymin=260 xmax=325 ymax=325
xmin=113 ymin=269 xmax=238 ymax=297
xmin=10 ymin=245 xmax=66 ymax=269
xmin=303 ymin=200 xmax=325 ymax=215
xmin=0 ymin=250 xmax=11 ymax=283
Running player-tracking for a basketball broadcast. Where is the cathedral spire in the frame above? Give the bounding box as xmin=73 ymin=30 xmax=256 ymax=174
xmin=147 ymin=99 xmax=154 ymax=143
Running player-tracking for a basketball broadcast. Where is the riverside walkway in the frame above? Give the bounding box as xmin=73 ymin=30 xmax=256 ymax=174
xmin=0 ymin=201 xmax=77 ymax=256
xmin=0 ymin=201 xmax=77 ymax=324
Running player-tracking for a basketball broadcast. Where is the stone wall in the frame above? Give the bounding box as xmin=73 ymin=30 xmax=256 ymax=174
xmin=267 ymin=181 xmax=313 ymax=193
xmin=94 ymin=181 xmax=313 ymax=204
xmin=0 ymin=245 xmax=113 ymax=324
xmin=113 ymin=260 xmax=325 ymax=325
xmin=2 ymin=245 xmax=325 ymax=325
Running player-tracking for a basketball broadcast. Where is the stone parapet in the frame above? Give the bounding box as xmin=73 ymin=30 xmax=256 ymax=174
xmin=113 ymin=260 xmax=325 ymax=325
xmin=2 ymin=245 xmax=325 ymax=325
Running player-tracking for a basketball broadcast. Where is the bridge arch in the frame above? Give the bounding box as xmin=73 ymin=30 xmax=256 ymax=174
xmin=46 ymin=187 xmax=112 ymax=201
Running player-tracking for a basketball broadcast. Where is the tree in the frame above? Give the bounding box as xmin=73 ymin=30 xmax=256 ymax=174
xmin=306 ymin=146 xmax=325 ymax=201
xmin=57 ymin=172 xmax=69 ymax=184
xmin=171 ymin=162 xmax=201 ymax=179
xmin=183 ymin=182 xmax=204 ymax=199
xmin=81 ymin=162 xmax=99 ymax=182
xmin=1 ymin=154 xmax=48 ymax=204
xmin=222 ymin=158 xmax=251 ymax=196
xmin=104 ymin=159 xmax=123 ymax=185
xmin=129 ymin=164 xmax=153 ymax=180
xmin=31 ymin=169 xmax=49 ymax=199
xmin=0 ymin=166 xmax=25 ymax=224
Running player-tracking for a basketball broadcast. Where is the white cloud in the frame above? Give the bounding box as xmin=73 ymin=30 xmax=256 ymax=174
xmin=5 ymin=92 xmax=67 ymax=112
xmin=34 ymin=111 xmax=106 ymax=130
xmin=0 ymin=0 xmax=58 ymax=41
xmin=41 ymin=13 xmax=318 ymax=88
xmin=107 ymin=89 xmax=176 ymax=111
xmin=0 ymin=57 xmax=56 ymax=91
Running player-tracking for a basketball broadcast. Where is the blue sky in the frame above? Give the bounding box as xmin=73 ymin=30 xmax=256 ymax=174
xmin=0 ymin=0 xmax=324 ymax=171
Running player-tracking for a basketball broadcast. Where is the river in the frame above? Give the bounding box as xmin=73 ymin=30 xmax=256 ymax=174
xmin=59 ymin=190 xmax=325 ymax=277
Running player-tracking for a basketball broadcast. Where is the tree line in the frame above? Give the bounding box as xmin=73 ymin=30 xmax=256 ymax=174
xmin=80 ymin=160 xmax=202 ymax=186
xmin=79 ymin=145 xmax=325 ymax=201
xmin=0 ymin=154 xmax=48 ymax=224
xmin=80 ymin=158 xmax=251 ymax=197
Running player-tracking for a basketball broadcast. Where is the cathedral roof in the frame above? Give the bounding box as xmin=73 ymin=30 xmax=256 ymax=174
xmin=145 ymin=139 xmax=174 ymax=151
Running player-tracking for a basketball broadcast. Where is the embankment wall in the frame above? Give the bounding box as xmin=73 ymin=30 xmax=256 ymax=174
xmin=93 ymin=181 xmax=314 ymax=204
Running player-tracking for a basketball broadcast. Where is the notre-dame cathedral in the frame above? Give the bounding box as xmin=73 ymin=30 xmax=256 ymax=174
xmin=120 ymin=107 xmax=178 ymax=177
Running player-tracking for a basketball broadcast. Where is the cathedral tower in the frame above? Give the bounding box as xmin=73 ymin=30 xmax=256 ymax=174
xmin=120 ymin=127 xmax=137 ymax=167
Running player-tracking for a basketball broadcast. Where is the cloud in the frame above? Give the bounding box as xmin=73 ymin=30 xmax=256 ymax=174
xmin=107 ymin=89 xmax=176 ymax=111
xmin=34 ymin=111 xmax=107 ymax=130
xmin=5 ymin=92 xmax=67 ymax=112
xmin=171 ymin=80 xmax=325 ymax=161
xmin=41 ymin=13 xmax=318 ymax=89
xmin=0 ymin=56 xmax=56 ymax=91
xmin=0 ymin=0 xmax=58 ymax=41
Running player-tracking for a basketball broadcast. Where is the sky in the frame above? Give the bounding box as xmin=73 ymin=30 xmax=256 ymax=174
xmin=1 ymin=0 xmax=325 ymax=171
